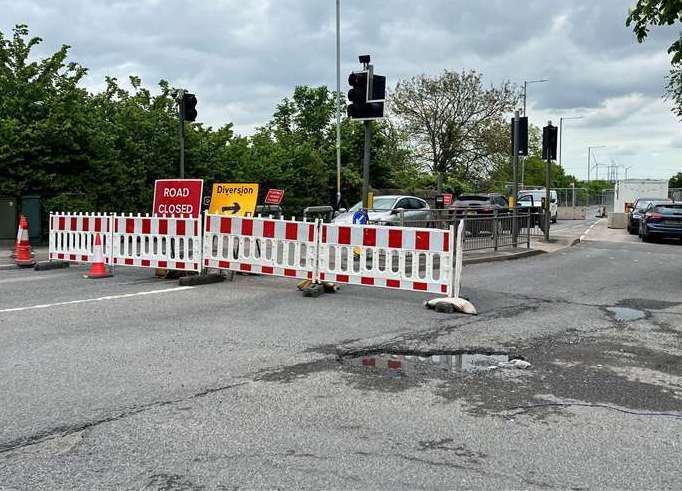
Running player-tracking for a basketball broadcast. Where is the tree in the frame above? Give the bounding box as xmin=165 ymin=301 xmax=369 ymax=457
xmin=390 ymin=70 xmax=517 ymax=191
xmin=669 ymin=171 xmax=682 ymax=188
xmin=627 ymin=1 xmax=682 ymax=118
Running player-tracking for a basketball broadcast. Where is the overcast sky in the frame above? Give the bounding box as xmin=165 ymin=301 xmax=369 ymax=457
xmin=2 ymin=0 xmax=681 ymax=180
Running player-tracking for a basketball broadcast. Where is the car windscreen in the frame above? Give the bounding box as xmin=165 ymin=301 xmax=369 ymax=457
xmin=654 ymin=204 xmax=682 ymax=214
xmin=349 ymin=197 xmax=396 ymax=212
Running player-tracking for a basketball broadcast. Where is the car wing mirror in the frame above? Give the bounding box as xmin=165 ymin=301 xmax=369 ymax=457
xmin=391 ymin=207 xmax=405 ymax=215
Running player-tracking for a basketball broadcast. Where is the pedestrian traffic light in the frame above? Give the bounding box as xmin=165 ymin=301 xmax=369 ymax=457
xmin=347 ymin=71 xmax=385 ymax=120
xmin=542 ymin=123 xmax=558 ymax=160
xmin=183 ymin=93 xmax=198 ymax=122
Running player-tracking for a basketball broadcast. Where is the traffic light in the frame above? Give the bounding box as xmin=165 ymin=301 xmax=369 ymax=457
xmin=542 ymin=123 xmax=558 ymax=160
xmin=183 ymin=93 xmax=198 ymax=122
xmin=347 ymin=71 xmax=385 ymax=120
xmin=510 ymin=117 xmax=528 ymax=156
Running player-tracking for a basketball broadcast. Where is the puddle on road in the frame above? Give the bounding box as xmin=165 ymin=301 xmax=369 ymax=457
xmin=341 ymin=352 xmax=513 ymax=376
xmin=605 ymin=306 xmax=646 ymax=322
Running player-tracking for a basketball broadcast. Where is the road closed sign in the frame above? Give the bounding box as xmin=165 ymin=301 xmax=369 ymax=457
xmin=153 ymin=179 xmax=204 ymax=217
xmin=208 ymin=183 xmax=259 ymax=216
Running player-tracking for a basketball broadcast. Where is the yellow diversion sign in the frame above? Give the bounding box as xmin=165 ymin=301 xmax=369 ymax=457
xmin=208 ymin=183 xmax=259 ymax=216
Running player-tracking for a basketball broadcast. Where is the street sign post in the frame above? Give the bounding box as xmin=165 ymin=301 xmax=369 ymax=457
xmin=264 ymin=188 xmax=285 ymax=205
xmin=153 ymin=179 xmax=204 ymax=217
xmin=208 ymin=183 xmax=259 ymax=216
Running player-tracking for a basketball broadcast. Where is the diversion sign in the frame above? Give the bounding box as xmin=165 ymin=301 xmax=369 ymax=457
xmin=208 ymin=183 xmax=259 ymax=216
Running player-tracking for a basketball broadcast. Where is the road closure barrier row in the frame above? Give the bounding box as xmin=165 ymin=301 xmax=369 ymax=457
xmin=49 ymin=212 xmax=465 ymax=300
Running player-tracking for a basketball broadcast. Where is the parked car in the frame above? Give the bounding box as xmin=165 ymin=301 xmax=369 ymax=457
xmin=517 ymin=189 xmax=558 ymax=223
xmin=639 ymin=202 xmax=682 ymax=242
xmin=627 ymin=197 xmax=672 ymax=234
xmin=332 ymin=195 xmax=430 ymax=225
xmin=449 ymin=193 xmax=509 ymax=217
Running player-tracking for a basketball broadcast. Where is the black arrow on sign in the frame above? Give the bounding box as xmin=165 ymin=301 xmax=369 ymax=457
xmin=221 ymin=202 xmax=241 ymax=214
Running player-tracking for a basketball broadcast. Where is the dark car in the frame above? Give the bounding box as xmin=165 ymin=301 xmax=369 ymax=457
xmin=627 ymin=198 xmax=671 ymax=234
xmin=639 ymin=202 xmax=682 ymax=242
xmin=450 ymin=193 xmax=509 ymax=218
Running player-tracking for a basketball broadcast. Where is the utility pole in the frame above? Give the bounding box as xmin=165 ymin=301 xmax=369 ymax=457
xmin=335 ymin=0 xmax=341 ymax=208
xmin=512 ymin=109 xmax=520 ymax=247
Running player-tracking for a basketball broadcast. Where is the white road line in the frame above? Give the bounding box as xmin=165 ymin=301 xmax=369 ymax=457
xmin=0 ymin=286 xmax=194 ymax=313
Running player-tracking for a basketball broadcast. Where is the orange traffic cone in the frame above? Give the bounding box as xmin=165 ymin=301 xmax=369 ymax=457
xmin=83 ymin=233 xmax=112 ymax=279
xmin=15 ymin=215 xmax=35 ymax=268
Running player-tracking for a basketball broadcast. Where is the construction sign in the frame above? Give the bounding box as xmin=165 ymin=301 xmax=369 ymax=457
xmin=208 ymin=183 xmax=259 ymax=216
xmin=153 ymin=179 xmax=204 ymax=218
xmin=264 ymin=188 xmax=285 ymax=205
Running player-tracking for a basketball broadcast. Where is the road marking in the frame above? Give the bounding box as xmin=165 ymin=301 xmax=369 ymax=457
xmin=0 ymin=286 xmax=194 ymax=313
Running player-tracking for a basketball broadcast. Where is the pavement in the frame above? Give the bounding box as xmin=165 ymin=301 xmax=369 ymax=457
xmin=0 ymin=218 xmax=680 ymax=488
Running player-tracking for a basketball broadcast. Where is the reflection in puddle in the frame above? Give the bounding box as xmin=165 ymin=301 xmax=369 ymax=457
xmin=343 ymin=353 xmax=511 ymax=374
xmin=606 ymin=307 xmax=646 ymax=322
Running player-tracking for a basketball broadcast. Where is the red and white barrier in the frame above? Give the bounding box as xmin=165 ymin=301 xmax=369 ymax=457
xmin=111 ymin=214 xmax=201 ymax=271
xmin=203 ymin=214 xmax=319 ymax=280
xmin=317 ymin=223 xmax=454 ymax=295
xmin=49 ymin=212 xmax=113 ymax=264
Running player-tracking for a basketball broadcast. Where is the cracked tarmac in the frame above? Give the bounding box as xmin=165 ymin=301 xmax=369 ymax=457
xmin=0 ymin=223 xmax=681 ymax=488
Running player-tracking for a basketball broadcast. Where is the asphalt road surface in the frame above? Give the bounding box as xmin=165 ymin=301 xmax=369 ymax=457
xmin=0 ymin=221 xmax=680 ymax=489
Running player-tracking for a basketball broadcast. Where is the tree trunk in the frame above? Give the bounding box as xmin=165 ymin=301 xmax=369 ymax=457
xmin=436 ymin=172 xmax=443 ymax=192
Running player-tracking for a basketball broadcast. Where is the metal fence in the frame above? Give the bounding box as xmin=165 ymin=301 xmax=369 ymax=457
xmin=670 ymin=188 xmax=682 ymax=201
xmin=369 ymin=208 xmax=546 ymax=253
xmin=553 ymin=187 xmax=589 ymax=220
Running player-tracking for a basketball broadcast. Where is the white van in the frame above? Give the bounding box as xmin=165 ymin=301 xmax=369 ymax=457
xmin=517 ymin=189 xmax=558 ymax=223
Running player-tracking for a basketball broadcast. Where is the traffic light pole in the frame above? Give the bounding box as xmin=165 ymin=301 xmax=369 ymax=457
xmin=545 ymin=131 xmax=552 ymax=242
xmin=512 ymin=109 xmax=519 ymax=247
xmin=362 ymin=120 xmax=372 ymax=209
xmin=177 ymin=89 xmax=186 ymax=179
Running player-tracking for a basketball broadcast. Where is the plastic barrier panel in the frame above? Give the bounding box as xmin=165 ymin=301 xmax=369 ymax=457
xmin=318 ymin=223 xmax=454 ymax=295
xmin=112 ymin=214 xmax=201 ymax=271
xmin=203 ymin=214 xmax=318 ymax=280
xmin=49 ymin=212 xmax=113 ymax=263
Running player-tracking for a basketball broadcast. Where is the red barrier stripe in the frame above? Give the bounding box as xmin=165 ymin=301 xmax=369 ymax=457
xmin=441 ymin=284 xmax=448 ymax=293
xmin=94 ymin=217 xmax=102 ymax=233
xmin=158 ymin=260 xmax=167 ymax=268
xmin=412 ymin=282 xmax=427 ymax=291
xmin=261 ymin=266 xmax=274 ymax=274
xmin=240 ymin=263 xmax=252 ymax=272
xmin=322 ymin=225 xmax=327 ymax=243
xmin=176 ymin=220 xmax=186 ymax=236
xmin=220 ymin=217 xmax=231 ymax=234
xmin=69 ymin=254 xmax=76 ymax=261
xmin=194 ymin=221 xmax=198 ymax=236
xmin=82 ymin=219 xmax=89 ymax=232
xmin=204 ymin=258 xmax=209 ymax=266
xmin=308 ymin=224 xmax=315 ymax=242
xmin=57 ymin=253 xmax=64 ymax=259
xmin=124 ymin=258 xmax=134 ymax=265
xmin=59 ymin=217 xmax=65 ymax=230
xmin=388 ymin=229 xmax=402 ymax=248
xmin=285 ymin=222 xmax=298 ymax=240
xmin=443 ymin=232 xmax=449 ymax=252
xmin=141 ymin=259 xmax=151 ymax=267
xmin=386 ymin=279 xmax=401 ymax=288
xmin=175 ymin=262 xmax=185 ymax=269
xmin=70 ymin=217 xmax=77 ymax=230
xmin=415 ymin=231 xmax=430 ymax=251
xmin=158 ymin=219 xmax=168 ymax=235
xmin=363 ymin=228 xmax=376 ymax=247
xmin=319 ymin=272 xmax=326 ymax=280
xmin=113 ymin=258 xmax=118 ymax=264
xmin=205 ymin=217 xmax=211 ymax=232
xmin=263 ymin=221 xmax=275 ymax=238
xmin=124 ymin=218 xmax=134 ymax=234
xmin=81 ymin=255 xmax=89 ymax=262
xmin=241 ymin=219 xmax=253 ymax=236
xmin=362 ymin=358 xmax=376 ymax=367
xmin=336 ymin=274 xmax=349 ymax=283
xmin=387 ymin=360 xmax=402 ymax=369
xmin=361 ymin=277 xmax=374 ymax=285
xmin=218 ymin=260 xmax=230 ymax=269
xmin=142 ymin=218 xmax=151 ymax=235
xmin=338 ymin=226 xmax=351 ymax=245
xmin=284 ymin=268 xmax=296 ymax=277
xmin=307 ymin=271 xmax=312 ymax=279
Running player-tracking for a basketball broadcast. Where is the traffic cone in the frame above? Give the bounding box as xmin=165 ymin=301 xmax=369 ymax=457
xmin=14 ymin=215 xmax=35 ymax=268
xmin=83 ymin=233 xmax=112 ymax=279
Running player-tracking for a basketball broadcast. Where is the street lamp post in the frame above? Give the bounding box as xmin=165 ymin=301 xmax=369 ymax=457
xmin=559 ymin=116 xmax=583 ymax=170
xmin=335 ymin=0 xmax=341 ymax=208
xmin=520 ymin=79 xmax=548 ymax=187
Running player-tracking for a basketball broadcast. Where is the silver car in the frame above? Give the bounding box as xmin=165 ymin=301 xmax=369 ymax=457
xmin=332 ymin=195 xmax=431 ymax=225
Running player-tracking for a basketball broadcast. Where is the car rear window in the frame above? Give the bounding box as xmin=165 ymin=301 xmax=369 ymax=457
xmin=457 ymin=195 xmax=490 ymax=201
xmin=654 ymin=204 xmax=682 ymax=213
